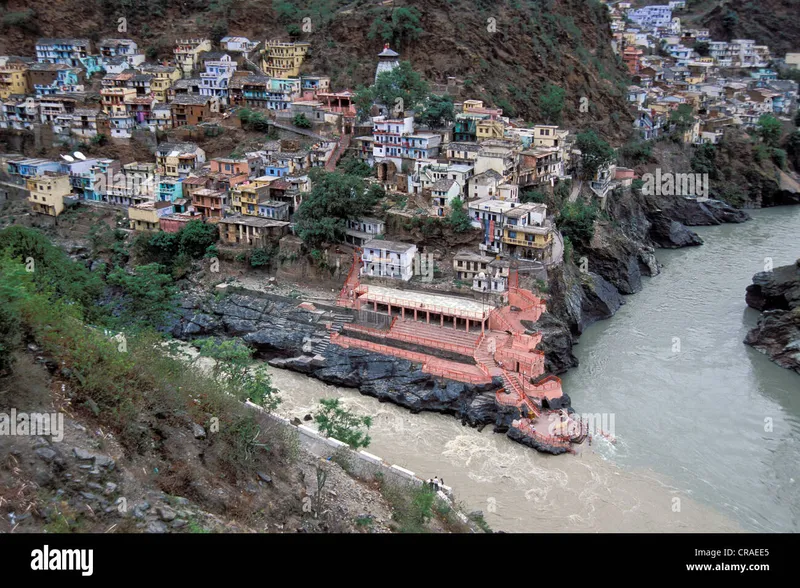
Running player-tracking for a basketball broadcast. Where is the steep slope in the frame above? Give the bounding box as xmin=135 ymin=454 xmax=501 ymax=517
xmin=698 ymin=0 xmax=799 ymax=56
xmin=0 ymin=0 xmax=632 ymax=139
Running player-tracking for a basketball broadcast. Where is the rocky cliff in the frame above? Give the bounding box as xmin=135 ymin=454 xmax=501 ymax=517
xmin=744 ymin=259 xmax=800 ymax=375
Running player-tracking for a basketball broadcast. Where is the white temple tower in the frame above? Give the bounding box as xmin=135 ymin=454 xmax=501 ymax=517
xmin=375 ymin=43 xmax=400 ymax=82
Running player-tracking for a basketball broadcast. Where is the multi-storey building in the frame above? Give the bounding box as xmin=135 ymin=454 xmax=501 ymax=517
xmin=173 ymin=39 xmax=212 ymax=78
xmin=260 ymin=41 xmax=310 ymax=78
xmin=200 ymin=54 xmax=237 ymax=105
xmin=0 ymin=62 xmax=30 ymax=99
xmin=35 ymin=38 xmax=91 ymax=68
xmin=27 ymin=172 xmax=71 ymax=216
xmin=155 ymin=143 xmax=206 ymax=177
xmin=138 ymin=64 xmax=182 ymax=102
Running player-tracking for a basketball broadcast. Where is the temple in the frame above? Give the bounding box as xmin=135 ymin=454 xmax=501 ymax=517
xmin=331 ymin=250 xmax=588 ymax=452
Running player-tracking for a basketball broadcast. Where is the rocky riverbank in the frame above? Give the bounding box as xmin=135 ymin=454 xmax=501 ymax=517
xmin=744 ymin=259 xmax=800 ymax=375
xmin=170 ymin=289 xmax=573 ymax=454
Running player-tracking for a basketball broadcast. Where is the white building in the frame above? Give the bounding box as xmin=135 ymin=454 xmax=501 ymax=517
xmin=627 ymin=5 xmax=672 ymax=29
xmin=361 ymin=239 xmax=417 ymax=281
xmin=345 ymin=217 xmax=385 ymax=247
xmin=200 ymin=54 xmax=237 ymax=105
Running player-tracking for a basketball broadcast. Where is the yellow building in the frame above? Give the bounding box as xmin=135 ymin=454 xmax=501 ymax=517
xmin=27 ymin=173 xmax=71 ymax=217
xmin=230 ymin=181 xmax=270 ymax=216
xmin=501 ymin=225 xmax=553 ymax=258
xmin=0 ymin=64 xmax=30 ymax=100
xmin=476 ymin=119 xmax=505 ymax=140
xmin=142 ymin=65 xmax=182 ymax=102
xmin=100 ymin=87 xmax=136 ymax=116
xmin=174 ymin=39 xmax=212 ymax=78
xmin=128 ymin=201 xmax=172 ymax=231
xmin=261 ymin=41 xmax=310 ymax=78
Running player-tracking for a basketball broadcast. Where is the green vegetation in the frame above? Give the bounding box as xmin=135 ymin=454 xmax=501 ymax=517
xmin=0 ymin=226 xmax=105 ymax=320
xmin=314 ymin=398 xmax=372 ymax=450
xmin=617 ymin=140 xmax=653 ymax=166
xmin=446 ymin=196 xmax=473 ymax=233
xmin=294 ymin=170 xmax=384 ymax=249
xmin=538 ymin=83 xmax=565 ymax=124
xmin=194 ymin=337 xmax=281 ymax=410
xmin=293 ymin=113 xmax=312 ymax=129
xmin=337 ymin=156 xmax=373 ymax=178
xmin=354 ymin=61 xmax=431 ymax=119
xmin=520 ymin=189 xmax=548 ymax=204
xmin=575 ymin=130 xmax=615 ymax=180
xmin=238 ymin=108 xmax=272 ymax=132
xmin=756 ymin=114 xmax=781 ymax=147
xmin=669 ymin=104 xmax=696 ymax=136
xmin=416 ymin=94 xmax=456 ymax=128
xmin=367 ymin=6 xmax=423 ymax=49
xmin=557 ymin=199 xmax=598 ymax=249
xmin=107 ymin=263 xmax=177 ymax=331
xmin=1 ymin=9 xmax=39 ymax=33
xmin=249 ymin=245 xmax=277 ymax=268
xmin=133 ymin=220 xmax=218 ymax=276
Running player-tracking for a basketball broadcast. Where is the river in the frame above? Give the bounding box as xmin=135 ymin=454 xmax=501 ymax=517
xmin=267 ymin=206 xmax=800 ymax=533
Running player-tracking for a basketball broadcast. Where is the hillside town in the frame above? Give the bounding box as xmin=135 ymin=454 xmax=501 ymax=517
xmin=0 ymin=0 xmax=797 ymax=454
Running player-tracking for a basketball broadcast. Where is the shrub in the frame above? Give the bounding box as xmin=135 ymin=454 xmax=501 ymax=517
xmin=314 ymin=398 xmax=372 ymax=449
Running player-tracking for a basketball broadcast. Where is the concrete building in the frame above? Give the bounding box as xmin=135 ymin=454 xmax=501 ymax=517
xmin=173 ymin=39 xmax=212 ymax=78
xmin=27 ymin=172 xmax=71 ymax=216
xmin=361 ymin=239 xmax=417 ymax=281
xmin=217 ymin=214 xmax=290 ymax=246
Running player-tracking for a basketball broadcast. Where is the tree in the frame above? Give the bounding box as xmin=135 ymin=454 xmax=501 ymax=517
xmin=694 ymin=41 xmax=709 ymax=57
xmin=538 ymin=84 xmax=565 ymax=124
xmin=669 ymin=103 xmax=695 ymax=136
xmin=367 ymin=6 xmax=423 ymax=49
xmin=447 ymin=196 xmax=473 ymax=233
xmin=757 ymin=114 xmax=781 ymax=147
xmin=179 ymin=220 xmax=218 ymax=258
xmin=416 ymin=94 xmax=455 ymax=128
xmin=293 ymin=113 xmax=311 ymax=129
xmin=195 ymin=337 xmax=280 ymax=410
xmin=353 ymin=61 xmax=430 ymax=119
xmin=338 ymin=155 xmax=373 ymax=178
xmin=0 ymin=226 xmax=104 ymax=318
xmin=294 ymin=171 xmax=383 ymax=248
xmin=575 ymin=130 xmax=615 ymax=180
xmin=249 ymin=246 xmax=275 ymax=268
xmin=557 ymin=200 xmax=598 ymax=248
xmin=107 ymin=263 xmax=177 ymax=329
xmin=520 ymin=189 xmax=548 ymax=204
xmin=722 ymin=10 xmax=739 ymax=32
xmin=314 ymin=398 xmax=372 ymax=449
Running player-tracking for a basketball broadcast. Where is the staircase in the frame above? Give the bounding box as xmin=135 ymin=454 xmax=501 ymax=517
xmin=325 ymin=133 xmax=351 ymax=171
xmin=313 ymin=313 xmax=354 ymax=355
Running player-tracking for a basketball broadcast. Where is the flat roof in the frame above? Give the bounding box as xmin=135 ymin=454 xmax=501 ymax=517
xmin=359 ymin=285 xmax=495 ymax=320
xmin=362 ymin=239 xmax=416 ymax=253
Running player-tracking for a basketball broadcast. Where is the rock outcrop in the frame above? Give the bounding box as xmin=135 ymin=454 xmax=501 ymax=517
xmin=744 ymin=260 xmax=800 ymax=375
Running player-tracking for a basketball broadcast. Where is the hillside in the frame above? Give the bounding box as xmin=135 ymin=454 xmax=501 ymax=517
xmin=673 ymin=0 xmax=800 ymax=57
xmin=0 ymin=0 xmax=633 ymax=140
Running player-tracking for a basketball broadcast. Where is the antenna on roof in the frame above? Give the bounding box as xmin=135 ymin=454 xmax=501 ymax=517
xmin=73 ymin=151 xmax=86 ymax=161
xmin=60 ymin=154 xmax=75 ymax=162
